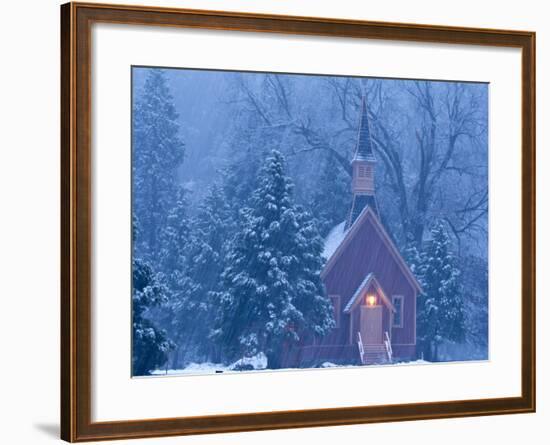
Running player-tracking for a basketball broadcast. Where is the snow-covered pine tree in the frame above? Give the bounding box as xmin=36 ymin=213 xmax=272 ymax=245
xmin=311 ymin=152 xmax=351 ymax=237
xmin=458 ymin=254 xmax=488 ymax=359
xmin=173 ymin=183 xmax=235 ymax=364
xmin=221 ymin=149 xmax=263 ymax=223
xmin=403 ymin=233 xmax=426 ymax=289
xmin=150 ymin=184 xmax=196 ymax=367
xmin=132 ymin=69 xmax=185 ymax=264
xmin=158 ymin=185 xmax=190 ymax=274
xmin=132 ymin=258 xmax=175 ymax=376
xmin=292 ymin=205 xmax=335 ymax=339
xmin=132 ymin=69 xmax=194 ymax=369
xmin=188 ymin=183 xmax=235 ymax=293
xmin=417 ymin=221 xmax=465 ymax=361
xmin=212 ymin=150 xmax=334 ymax=369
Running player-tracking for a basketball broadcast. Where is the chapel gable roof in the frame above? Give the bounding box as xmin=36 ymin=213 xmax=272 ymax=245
xmin=321 ymin=205 xmax=422 ymax=293
xmin=343 ymin=272 xmax=395 ymax=313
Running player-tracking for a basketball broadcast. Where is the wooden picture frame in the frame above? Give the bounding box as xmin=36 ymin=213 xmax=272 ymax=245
xmin=61 ymin=2 xmax=536 ymax=442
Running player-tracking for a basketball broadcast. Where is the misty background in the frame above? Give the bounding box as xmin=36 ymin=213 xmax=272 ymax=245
xmin=131 ymin=66 xmax=488 ymax=375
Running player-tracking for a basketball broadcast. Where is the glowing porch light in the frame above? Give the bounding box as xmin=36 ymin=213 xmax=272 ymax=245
xmin=366 ymin=295 xmax=377 ymax=307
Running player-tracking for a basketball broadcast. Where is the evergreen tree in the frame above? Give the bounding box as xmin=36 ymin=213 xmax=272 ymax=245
xmin=403 ymin=233 xmax=426 ymax=289
xmin=212 ymin=151 xmax=334 ymax=369
xmin=221 ymin=149 xmax=263 ymax=223
xmin=173 ymin=183 xmax=234 ymax=364
xmin=132 ymin=70 xmax=193 ymax=368
xmin=188 ymin=183 xmax=234 ymax=294
xmin=158 ymin=185 xmax=191 ymax=273
xmin=458 ymin=255 xmax=488 ymax=358
xmin=132 ymin=69 xmax=185 ymax=264
xmin=311 ymin=152 xmax=351 ymax=237
xmin=292 ymin=206 xmax=335 ymax=338
xmin=132 ymin=258 xmax=174 ymax=376
xmin=416 ymin=221 xmax=465 ymax=361
xmin=155 ymin=190 xmax=195 ymax=368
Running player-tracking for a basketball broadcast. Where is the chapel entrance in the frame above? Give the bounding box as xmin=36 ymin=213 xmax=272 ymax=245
xmin=360 ymin=305 xmax=383 ymax=345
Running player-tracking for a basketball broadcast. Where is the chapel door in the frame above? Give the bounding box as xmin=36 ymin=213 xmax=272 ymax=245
xmin=360 ymin=305 xmax=383 ymax=344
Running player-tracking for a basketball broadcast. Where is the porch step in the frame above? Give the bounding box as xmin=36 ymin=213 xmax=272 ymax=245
xmin=361 ymin=344 xmax=389 ymax=365
xmin=362 ymin=353 xmax=389 ymax=364
xmin=362 ymin=345 xmax=386 ymax=351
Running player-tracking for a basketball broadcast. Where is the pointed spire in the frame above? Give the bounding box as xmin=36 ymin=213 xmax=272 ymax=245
xmin=353 ymin=96 xmax=376 ymax=163
xmin=345 ymin=93 xmax=379 ymax=230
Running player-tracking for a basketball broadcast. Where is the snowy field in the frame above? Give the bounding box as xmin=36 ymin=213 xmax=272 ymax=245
xmin=150 ymin=355 xmax=430 ymax=377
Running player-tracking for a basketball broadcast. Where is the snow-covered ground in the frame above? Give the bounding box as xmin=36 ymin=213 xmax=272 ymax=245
xmin=385 ymin=359 xmax=429 ymax=366
xmin=320 ymin=359 xmax=429 ymax=368
xmin=151 ymin=356 xmax=430 ymax=376
xmin=151 ymin=353 xmax=268 ymax=376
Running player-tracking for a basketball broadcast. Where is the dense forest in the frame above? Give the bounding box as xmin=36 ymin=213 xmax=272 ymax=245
xmin=131 ymin=67 xmax=488 ymax=375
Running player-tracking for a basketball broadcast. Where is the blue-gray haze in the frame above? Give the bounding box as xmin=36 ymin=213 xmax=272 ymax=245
xmin=131 ymin=66 xmax=488 ymax=375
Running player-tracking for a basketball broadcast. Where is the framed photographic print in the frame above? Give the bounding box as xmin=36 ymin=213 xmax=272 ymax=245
xmin=60 ymin=2 xmax=536 ymax=442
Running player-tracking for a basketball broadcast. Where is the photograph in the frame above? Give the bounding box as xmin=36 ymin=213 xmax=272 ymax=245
xmin=131 ymin=66 xmax=489 ymax=376
xmin=0 ymin=0 xmax=540 ymax=443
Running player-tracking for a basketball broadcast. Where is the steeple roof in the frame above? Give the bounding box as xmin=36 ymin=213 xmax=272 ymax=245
xmin=353 ymin=97 xmax=376 ymax=163
xmin=345 ymin=95 xmax=379 ymax=230
xmin=347 ymin=194 xmax=378 ymax=230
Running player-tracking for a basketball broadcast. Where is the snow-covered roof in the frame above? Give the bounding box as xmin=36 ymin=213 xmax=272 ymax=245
xmin=322 ymin=200 xmax=375 ymax=261
xmin=343 ymin=273 xmax=374 ymax=313
xmin=322 ymin=221 xmax=347 ymax=260
xmin=321 ymin=205 xmax=422 ymax=293
xmin=343 ymin=272 xmax=395 ymax=314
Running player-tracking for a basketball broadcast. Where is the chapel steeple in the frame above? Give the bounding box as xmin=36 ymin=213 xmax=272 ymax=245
xmin=345 ymin=96 xmax=379 ymax=230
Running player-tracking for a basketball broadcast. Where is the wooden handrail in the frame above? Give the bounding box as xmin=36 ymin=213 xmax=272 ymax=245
xmin=357 ymin=331 xmax=365 ymax=364
xmin=384 ymin=331 xmax=393 ymax=362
